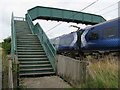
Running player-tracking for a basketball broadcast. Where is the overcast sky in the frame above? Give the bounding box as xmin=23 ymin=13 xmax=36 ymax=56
xmin=0 ymin=0 xmax=119 ymax=42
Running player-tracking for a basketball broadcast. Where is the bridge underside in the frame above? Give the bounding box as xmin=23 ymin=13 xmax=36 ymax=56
xmin=27 ymin=6 xmax=106 ymax=25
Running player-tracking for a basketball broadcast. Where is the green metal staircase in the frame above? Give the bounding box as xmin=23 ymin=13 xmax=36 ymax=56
xmin=14 ymin=20 xmax=55 ymax=76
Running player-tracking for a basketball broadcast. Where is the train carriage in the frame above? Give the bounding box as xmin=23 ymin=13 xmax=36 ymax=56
xmin=50 ymin=17 xmax=120 ymax=54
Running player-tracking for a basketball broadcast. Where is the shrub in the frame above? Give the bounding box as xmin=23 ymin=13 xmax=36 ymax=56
xmin=2 ymin=37 xmax=11 ymax=54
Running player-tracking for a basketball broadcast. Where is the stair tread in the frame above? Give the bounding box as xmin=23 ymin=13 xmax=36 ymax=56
xmin=19 ymin=72 xmax=55 ymax=76
xmin=17 ymin=40 xmax=39 ymax=42
xmin=18 ymin=55 xmax=46 ymax=57
xmin=18 ymin=57 xmax=48 ymax=59
xmin=17 ymin=43 xmax=40 ymax=45
xmin=17 ymin=34 xmax=37 ymax=36
xmin=18 ymin=58 xmax=48 ymax=60
xmin=19 ymin=64 xmax=51 ymax=67
xmin=20 ymin=68 xmax=53 ymax=71
xmin=17 ymin=48 xmax=44 ymax=50
xmin=19 ymin=61 xmax=49 ymax=63
xmin=17 ymin=50 xmax=44 ymax=51
xmin=17 ymin=40 xmax=39 ymax=41
xmin=17 ymin=46 xmax=42 ymax=48
xmin=17 ymin=52 xmax=45 ymax=54
xmin=17 ymin=45 xmax=42 ymax=47
xmin=17 ymin=38 xmax=38 ymax=40
xmin=17 ymin=46 xmax=43 ymax=50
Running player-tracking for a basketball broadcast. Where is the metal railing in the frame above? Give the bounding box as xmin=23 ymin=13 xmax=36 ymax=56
xmin=26 ymin=14 xmax=56 ymax=71
xmin=11 ymin=13 xmax=16 ymax=63
xmin=25 ymin=14 xmax=35 ymax=34
xmin=11 ymin=14 xmax=25 ymax=63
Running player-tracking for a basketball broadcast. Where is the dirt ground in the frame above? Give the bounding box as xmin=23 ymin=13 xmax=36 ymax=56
xmin=19 ymin=76 xmax=71 ymax=88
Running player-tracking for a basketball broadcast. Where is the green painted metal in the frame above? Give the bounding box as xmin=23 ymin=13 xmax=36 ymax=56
xmin=11 ymin=13 xmax=17 ymax=62
xmin=11 ymin=14 xmax=27 ymax=63
xmin=26 ymin=14 xmax=56 ymax=71
xmin=27 ymin=6 xmax=106 ymax=25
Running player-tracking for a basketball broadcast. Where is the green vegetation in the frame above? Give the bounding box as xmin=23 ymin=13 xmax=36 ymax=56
xmin=2 ymin=48 xmax=9 ymax=88
xmin=0 ymin=43 xmax=2 ymax=48
xmin=2 ymin=37 xmax=11 ymax=54
xmin=1 ymin=37 xmax=11 ymax=88
xmin=0 ymin=48 xmax=2 ymax=56
xmin=81 ymin=56 xmax=118 ymax=88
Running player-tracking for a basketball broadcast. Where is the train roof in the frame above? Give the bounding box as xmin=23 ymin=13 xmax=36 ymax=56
xmin=53 ymin=31 xmax=78 ymax=39
xmin=84 ymin=17 xmax=119 ymax=30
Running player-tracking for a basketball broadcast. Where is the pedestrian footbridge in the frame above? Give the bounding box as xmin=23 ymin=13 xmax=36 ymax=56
xmin=11 ymin=6 xmax=106 ymax=77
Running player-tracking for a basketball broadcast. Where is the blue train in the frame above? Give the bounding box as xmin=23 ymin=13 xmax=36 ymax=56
xmin=50 ymin=17 xmax=119 ymax=53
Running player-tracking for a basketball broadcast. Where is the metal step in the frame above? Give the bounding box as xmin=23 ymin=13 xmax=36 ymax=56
xmin=18 ymin=55 xmax=47 ymax=58
xmin=17 ymin=35 xmax=38 ymax=37
xmin=16 ymin=33 xmax=31 ymax=35
xmin=19 ymin=64 xmax=52 ymax=67
xmin=16 ymin=30 xmax=30 ymax=32
xmin=19 ymin=72 xmax=55 ymax=76
xmin=19 ymin=61 xmax=50 ymax=65
xmin=19 ymin=61 xmax=50 ymax=64
xmin=17 ymin=52 xmax=46 ymax=55
xmin=18 ymin=58 xmax=48 ymax=61
xmin=17 ymin=41 xmax=40 ymax=43
xmin=17 ymin=45 xmax=41 ymax=47
xmin=16 ymin=31 xmax=31 ymax=33
xmin=17 ymin=51 xmax=45 ymax=54
xmin=17 ymin=36 xmax=38 ymax=39
xmin=15 ymin=27 xmax=29 ymax=29
xmin=17 ymin=50 xmax=44 ymax=52
xmin=17 ymin=47 xmax=43 ymax=50
xmin=19 ymin=64 xmax=51 ymax=66
xmin=19 ymin=68 xmax=53 ymax=71
xmin=17 ymin=39 xmax=39 ymax=41
xmin=17 ymin=43 xmax=41 ymax=45
xmin=17 ymin=34 xmax=37 ymax=36
xmin=19 ymin=69 xmax=54 ymax=73
xmin=19 ymin=65 xmax=52 ymax=69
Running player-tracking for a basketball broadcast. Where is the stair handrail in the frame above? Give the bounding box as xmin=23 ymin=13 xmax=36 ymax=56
xmin=26 ymin=13 xmax=56 ymax=70
xmin=25 ymin=14 xmax=35 ymax=34
xmin=35 ymin=23 xmax=56 ymax=70
xmin=11 ymin=13 xmax=17 ymax=63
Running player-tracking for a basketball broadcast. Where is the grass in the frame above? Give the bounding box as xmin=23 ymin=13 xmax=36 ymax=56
xmin=80 ymin=55 xmax=118 ymax=88
xmin=0 ymin=43 xmax=2 ymax=48
xmin=0 ymin=48 xmax=2 ymax=56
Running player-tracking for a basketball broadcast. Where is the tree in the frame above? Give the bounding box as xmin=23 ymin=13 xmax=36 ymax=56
xmin=2 ymin=37 xmax=11 ymax=54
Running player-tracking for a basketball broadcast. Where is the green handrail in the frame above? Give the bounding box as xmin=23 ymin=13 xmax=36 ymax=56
xmin=25 ymin=14 xmax=35 ymax=34
xmin=26 ymin=14 xmax=56 ymax=71
xmin=11 ymin=13 xmax=17 ymax=63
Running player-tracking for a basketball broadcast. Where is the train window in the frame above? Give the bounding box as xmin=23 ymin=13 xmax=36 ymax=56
xmin=59 ymin=38 xmax=65 ymax=45
xmin=103 ymin=26 xmax=117 ymax=39
xmin=59 ymin=36 xmax=73 ymax=45
xmin=88 ymin=31 xmax=99 ymax=40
